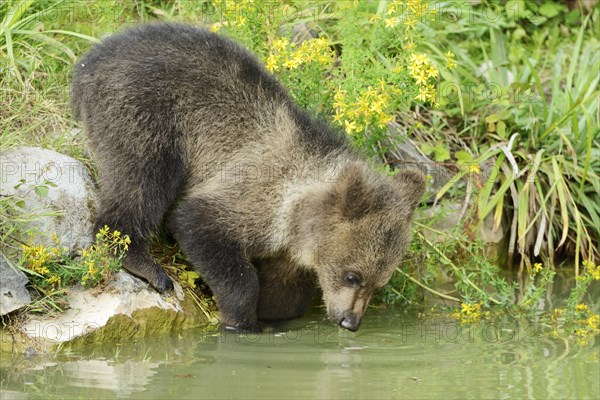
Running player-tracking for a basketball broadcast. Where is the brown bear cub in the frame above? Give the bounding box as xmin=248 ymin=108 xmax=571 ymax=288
xmin=71 ymin=23 xmax=425 ymax=332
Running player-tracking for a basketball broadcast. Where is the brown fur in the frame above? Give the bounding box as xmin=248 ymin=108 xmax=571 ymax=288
xmin=71 ymin=23 xmax=425 ymax=332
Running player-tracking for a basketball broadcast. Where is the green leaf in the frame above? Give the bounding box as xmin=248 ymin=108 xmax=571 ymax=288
xmin=539 ymin=3 xmax=561 ymax=18
xmin=552 ymin=159 xmax=570 ymax=248
xmin=179 ymin=270 xmax=200 ymax=288
xmin=496 ymin=120 xmax=507 ymax=138
xmin=565 ymin=10 xmax=581 ymax=26
xmin=455 ymin=150 xmax=473 ymax=163
xmin=529 ymin=16 xmax=548 ymax=26
xmin=34 ymin=185 xmax=49 ymax=198
xmin=513 ymin=27 xmax=526 ymax=41
xmin=433 ymin=145 xmax=450 ymax=162
xmin=420 ymin=142 xmax=434 ymax=156
xmin=505 ymin=0 xmax=527 ymax=20
xmin=13 ymin=179 xmax=26 ymax=190
xmin=485 ymin=114 xmax=500 ymax=124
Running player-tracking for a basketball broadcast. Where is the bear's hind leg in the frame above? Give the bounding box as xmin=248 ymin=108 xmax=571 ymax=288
xmin=256 ymin=259 xmax=316 ymax=321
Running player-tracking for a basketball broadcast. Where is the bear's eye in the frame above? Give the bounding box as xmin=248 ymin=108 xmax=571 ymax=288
xmin=345 ymin=272 xmax=362 ymax=287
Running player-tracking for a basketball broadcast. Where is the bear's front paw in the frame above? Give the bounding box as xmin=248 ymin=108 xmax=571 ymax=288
xmin=151 ymin=271 xmax=174 ymax=294
xmin=223 ymin=319 xmax=262 ymax=333
xmin=152 ymin=276 xmax=175 ymax=294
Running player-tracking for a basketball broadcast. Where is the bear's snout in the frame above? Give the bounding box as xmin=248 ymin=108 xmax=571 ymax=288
xmin=338 ymin=311 xmax=362 ymax=332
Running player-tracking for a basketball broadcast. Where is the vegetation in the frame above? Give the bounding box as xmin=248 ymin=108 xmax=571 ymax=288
xmin=0 ymin=1 xmax=598 ymax=344
xmin=19 ymin=226 xmax=129 ymax=292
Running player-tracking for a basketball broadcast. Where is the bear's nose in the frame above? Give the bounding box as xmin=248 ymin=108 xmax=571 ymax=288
xmin=339 ymin=312 xmax=361 ymax=332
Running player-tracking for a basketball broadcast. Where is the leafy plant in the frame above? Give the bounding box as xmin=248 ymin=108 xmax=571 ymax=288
xmin=421 ymin=5 xmax=600 ymax=274
xmin=19 ymin=226 xmax=129 ymax=293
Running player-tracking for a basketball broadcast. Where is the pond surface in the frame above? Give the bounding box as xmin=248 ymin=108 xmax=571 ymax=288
xmin=1 ymin=308 xmax=598 ymax=400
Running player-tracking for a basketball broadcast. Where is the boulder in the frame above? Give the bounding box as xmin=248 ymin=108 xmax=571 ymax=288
xmin=0 ymin=254 xmax=31 ymax=316
xmin=291 ymin=22 xmax=318 ymax=45
xmin=419 ymin=201 xmax=507 ymax=262
xmin=0 ymin=146 xmax=97 ymax=254
xmin=385 ymin=124 xmax=455 ymax=201
xmin=20 ymin=271 xmax=210 ymax=349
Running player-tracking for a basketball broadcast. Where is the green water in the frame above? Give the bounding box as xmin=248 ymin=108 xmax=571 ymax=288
xmin=1 ymin=309 xmax=598 ymax=400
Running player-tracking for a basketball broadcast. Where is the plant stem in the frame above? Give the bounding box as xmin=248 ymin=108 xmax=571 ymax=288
xmin=395 ymin=267 xmax=461 ymax=303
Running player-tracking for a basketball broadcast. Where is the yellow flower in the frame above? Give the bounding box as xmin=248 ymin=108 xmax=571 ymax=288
xmin=583 ymin=259 xmax=600 ymax=281
xmin=333 ymin=111 xmax=344 ymax=124
xmin=265 ymin=54 xmax=278 ymax=72
xmin=445 ymin=51 xmax=457 ymax=69
xmin=552 ymin=308 xmax=564 ymax=320
xmin=369 ymin=14 xmax=382 ymax=22
xmin=283 ymin=57 xmax=301 ymax=69
xmin=404 ymin=16 xmax=417 ymax=30
xmin=408 ymin=63 xmax=421 ymax=77
xmin=576 ymin=304 xmax=591 ymax=313
xmin=46 ymin=274 xmax=61 ymax=287
xmin=385 ymin=18 xmax=398 ymax=29
xmin=407 ymin=0 xmax=423 ymax=14
xmin=51 ymin=233 xmax=60 ymax=244
xmin=415 ymin=86 xmax=429 ymax=102
xmin=390 ymin=64 xmax=403 ymax=74
xmin=233 ymin=16 xmax=246 ymax=28
xmin=413 ymin=71 xmax=428 ymax=86
xmin=210 ymin=23 xmax=222 ymax=33
xmin=427 ymin=65 xmax=439 ymax=79
xmin=377 ymin=114 xmax=394 ymax=128
xmin=276 ymin=37 xmax=290 ymax=51
xmin=457 ymin=302 xmax=482 ymax=323
xmin=533 ymin=262 xmax=543 ymax=273
xmin=586 ymin=314 xmax=600 ymax=332
xmin=344 ymin=120 xmax=357 ymax=134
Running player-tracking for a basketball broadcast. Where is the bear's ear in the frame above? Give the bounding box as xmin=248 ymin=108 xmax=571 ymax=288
xmin=334 ymin=162 xmax=373 ymax=220
xmin=393 ymin=169 xmax=426 ymax=209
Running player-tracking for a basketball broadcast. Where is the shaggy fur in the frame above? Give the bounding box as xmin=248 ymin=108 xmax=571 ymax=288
xmin=71 ymin=23 xmax=425 ymax=332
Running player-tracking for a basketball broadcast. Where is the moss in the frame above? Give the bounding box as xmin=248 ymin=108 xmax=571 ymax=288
xmin=0 ymin=327 xmax=32 ymax=354
xmin=61 ymin=303 xmax=208 ymax=351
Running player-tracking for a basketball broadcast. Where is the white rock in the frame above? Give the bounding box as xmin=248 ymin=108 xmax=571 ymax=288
xmin=0 ymin=146 xmax=97 ymax=254
xmin=22 ymin=271 xmax=186 ymax=343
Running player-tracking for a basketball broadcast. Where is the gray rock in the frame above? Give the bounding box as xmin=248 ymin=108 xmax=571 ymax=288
xmin=419 ymin=201 xmax=506 ymax=262
xmin=0 ymin=146 xmax=97 ymax=254
xmin=0 ymin=254 xmax=31 ymax=315
xmin=420 ymin=201 xmax=505 ymax=244
xmin=386 ymin=124 xmax=455 ymax=200
xmin=386 ymin=124 xmax=497 ymax=202
xmin=22 ymin=270 xmax=209 ymax=345
xmin=391 ymin=139 xmax=455 ymax=197
xmin=291 ymin=22 xmax=318 ymax=45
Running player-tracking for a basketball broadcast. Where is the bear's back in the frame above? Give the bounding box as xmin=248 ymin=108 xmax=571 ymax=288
xmin=72 ymin=23 xmax=351 ymax=179
xmin=72 ymin=23 xmax=287 ymax=122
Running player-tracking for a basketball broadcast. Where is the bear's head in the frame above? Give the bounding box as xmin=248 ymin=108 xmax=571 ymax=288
xmin=294 ymin=162 xmax=425 ymax=331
